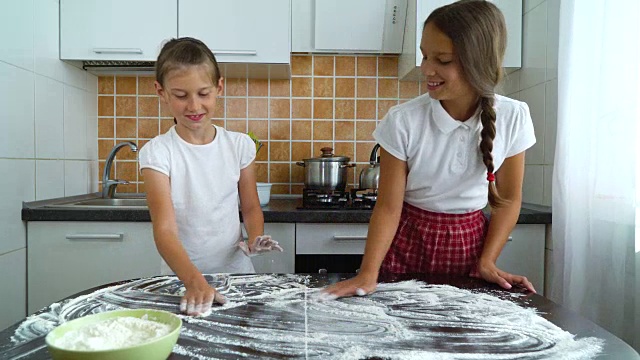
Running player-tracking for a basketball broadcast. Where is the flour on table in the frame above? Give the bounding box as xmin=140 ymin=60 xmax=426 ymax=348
xmin=8 ymin=274 xmax=604 ymax=360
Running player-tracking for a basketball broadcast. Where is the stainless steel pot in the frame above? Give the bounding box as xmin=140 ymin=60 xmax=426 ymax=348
xmin=296 ymin=147 xmax=355 ymax=191
xmin=359 ymin=144 xmax=380 ymax=191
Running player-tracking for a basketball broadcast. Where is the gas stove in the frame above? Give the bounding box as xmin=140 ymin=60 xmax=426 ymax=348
xmin=350 ymin=188 xmax=378 ymax=210
xmin=299 ymin=188 xmax=376 ymax=210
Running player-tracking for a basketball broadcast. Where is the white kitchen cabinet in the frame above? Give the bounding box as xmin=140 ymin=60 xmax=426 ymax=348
xmin=60 ymin=0 xmax=177 ymax=61
xmin=399 ymin=0 xmax=522 ymax=80
xmin=179 ymin=0 xmax=291 ymax=65
xmin=0 ymin=248 xmax=26 ymax=331
xmin=295 ymin=222 xmax=544 ymax=290
xmin=292 ymin=0 xmax=407 ymax=54
xmin=495 ymin=224 xmax=546 ymax=292
xmin=295 ymin=223 xmax=368 ymax=274
xmin=296 ymin=224 xmax=369 ymax=255
xmin=27 ymin=222 xmax=161 ymax=313
xmin=242 ymin=223 xmax=295 ymax=274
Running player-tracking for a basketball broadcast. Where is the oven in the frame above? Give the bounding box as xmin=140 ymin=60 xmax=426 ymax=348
xmin=295 ymin=255 xmax=364 ymax=273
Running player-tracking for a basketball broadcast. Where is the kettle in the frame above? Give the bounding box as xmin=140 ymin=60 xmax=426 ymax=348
xmin=359 ymin=144 xmax=380 ymax=191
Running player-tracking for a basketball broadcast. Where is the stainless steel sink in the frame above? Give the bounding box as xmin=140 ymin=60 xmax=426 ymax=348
xmin=45 ymin=197 xmax=148 ymax=209
xmin=72 ymin=198 xmax=148 ymax=207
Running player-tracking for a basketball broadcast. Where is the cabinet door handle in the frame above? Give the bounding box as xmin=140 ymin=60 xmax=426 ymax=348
xmin=507 ymin=236 xmax=513 ymax=242
xmin=332 ymin=236 xmax=367 ymax=241
xmin=212 ymin=50 xmax=258 ymax=56
xmin=66 ymin=234 xmax=124 ymax=241
xmin=92 ymin=48 xmax=143 ymax=54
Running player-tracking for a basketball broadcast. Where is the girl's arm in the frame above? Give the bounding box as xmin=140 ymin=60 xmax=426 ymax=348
xmin=325 ymin=149 xmax=408 ymax=297
xmin=143 ymin=168 xmax=223 ymax=315
xmin=238 ymin=161 xmax=264 ymax=245
xmin=477 ymin=151 xmax=536 ymax=292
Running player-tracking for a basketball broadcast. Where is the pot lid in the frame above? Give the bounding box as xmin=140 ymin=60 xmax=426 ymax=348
xmin=304 ymin=147 xmax=350 ymax=162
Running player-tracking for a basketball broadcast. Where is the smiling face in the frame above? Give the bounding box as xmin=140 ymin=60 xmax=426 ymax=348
xmin=420 ymin=22 xmax=478 ymax=115
xmin=155 ymin=63 xmax=223 ymax=133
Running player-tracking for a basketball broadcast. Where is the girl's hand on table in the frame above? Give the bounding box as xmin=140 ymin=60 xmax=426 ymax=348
xmin=180 ymin=275 xmax=226 ymax=316
xmin=477 ymin=260 xmax=536 ymax=293
xmin=320 ymin=273 xmax=378 ymax=300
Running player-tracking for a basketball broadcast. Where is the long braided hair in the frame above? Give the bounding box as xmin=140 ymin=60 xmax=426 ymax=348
xmin=425 ymin=0 xmax=508 ymax=207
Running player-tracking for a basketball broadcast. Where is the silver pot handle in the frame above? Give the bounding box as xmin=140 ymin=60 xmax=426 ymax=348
xmin=296 ymin=162 xmax=305 ymax=167
xmin=340 ymin=163 xmax=356 ymax=168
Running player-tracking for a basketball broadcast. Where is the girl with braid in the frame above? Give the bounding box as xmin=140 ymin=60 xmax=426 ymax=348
xmin=325 ymin=0 xmax=536 ymax=298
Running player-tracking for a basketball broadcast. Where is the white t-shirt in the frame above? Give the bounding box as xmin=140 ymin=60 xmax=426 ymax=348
xmin=138 ymin=125 xmax=256 ymax=274
xmin=373 ymin=93 xmax=536 ymax=214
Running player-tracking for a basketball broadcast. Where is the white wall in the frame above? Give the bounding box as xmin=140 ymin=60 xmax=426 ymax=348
xmin=498 ymin=0 xmax=560 ymax=296
xmin=500 ymin=0 xmax=559 ymax=208
xmin=0 ymin=0 xmax=98 ymax=331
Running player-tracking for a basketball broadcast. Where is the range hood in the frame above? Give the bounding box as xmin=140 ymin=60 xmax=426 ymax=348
xmin=81 ymin=60 xmax=291 ymax=79
xmin=82 ymin=60 xmax=155 ymax=73
xmin=293 ymin=0 xmax=407 ymax=54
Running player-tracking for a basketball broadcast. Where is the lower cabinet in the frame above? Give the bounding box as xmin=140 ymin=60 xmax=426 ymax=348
xmin=27 ymin=222 xmax=161 ymax=313
xmin=241 ymin=223 xmax=295 ymax=274
xmin=26 ymin=220 xmax=544 ymax=314
xmin=0 ymin=248 xmax=26 ymax=331
xmin=495 ymin=224 xmax=546 ymax=292
xmin=294 ymin=223 xmax=546 ymax=290
xmin=28 ymin=221 xmax=296 ymax=314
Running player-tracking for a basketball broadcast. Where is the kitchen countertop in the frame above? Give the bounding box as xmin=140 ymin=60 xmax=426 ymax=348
xmin=0 ymin=273 xmax=634 ymax=359
xmin=22 ymin=193 xmax=551 ymax=224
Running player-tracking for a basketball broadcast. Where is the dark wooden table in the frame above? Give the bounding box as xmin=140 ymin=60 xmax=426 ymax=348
xmin=0 ymin=273 xmax=637 ymax=359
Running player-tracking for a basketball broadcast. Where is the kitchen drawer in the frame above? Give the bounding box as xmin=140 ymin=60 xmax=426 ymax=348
xmin=296 ymin=223 xmax=369 ymax=255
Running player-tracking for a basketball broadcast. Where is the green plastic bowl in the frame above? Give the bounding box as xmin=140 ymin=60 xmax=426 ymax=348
xmin=45 ymin=309 xmax=182 ymax=360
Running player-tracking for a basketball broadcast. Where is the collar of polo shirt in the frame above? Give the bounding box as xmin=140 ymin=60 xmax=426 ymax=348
xmin=431 ymin=97 xmax=482 ymax=134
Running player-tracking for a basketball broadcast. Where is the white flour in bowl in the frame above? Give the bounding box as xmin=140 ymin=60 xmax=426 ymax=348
xmin=53 ymin=315 xmax=172 ymax=351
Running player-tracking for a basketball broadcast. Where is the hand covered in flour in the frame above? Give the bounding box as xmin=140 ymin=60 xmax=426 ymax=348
xmin=181 ymin=274 xmax=227 ymax=316
xmin=238 ymin=235 xmax=284 ymax=257
xmin=476 ymin=259 xmax=537 ymax=293
xmin=320 ymin=272 xmax=378 ymax=300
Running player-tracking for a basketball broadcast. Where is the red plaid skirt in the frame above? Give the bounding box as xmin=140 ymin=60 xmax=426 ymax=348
xmin=379 ymin=202 xmax=488 ymax=276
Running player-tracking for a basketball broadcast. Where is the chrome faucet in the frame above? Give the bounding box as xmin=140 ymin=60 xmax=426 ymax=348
xmin=102 ymin=141 xmax=138 ymax=198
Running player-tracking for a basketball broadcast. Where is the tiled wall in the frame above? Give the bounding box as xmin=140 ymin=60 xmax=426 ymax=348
xmin=0 ymin=0 xmax=98 ymax=330
xmin=98 ymin=55 xmax=427 ymax=194
xmin=500 ymin=0 xmax=560 ymax=296
xmin=500 ymin=0 xmax=559 ymax=208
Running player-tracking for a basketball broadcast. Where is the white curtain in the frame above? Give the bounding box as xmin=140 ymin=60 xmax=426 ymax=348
xmin=551 ymin=0 xmax=640 ymax=350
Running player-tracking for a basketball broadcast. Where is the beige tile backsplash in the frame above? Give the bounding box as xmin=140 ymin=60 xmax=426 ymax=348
xmin=97 ymin=54 xmax=426 ymax=194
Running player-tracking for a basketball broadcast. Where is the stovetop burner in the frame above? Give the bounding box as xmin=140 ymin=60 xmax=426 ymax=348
xmin=298 ymin=188 xmax=377 ymax=210
xmin=300 ymin=189 xmax=349 ymax=209
xmin=350 ymin=188 xmax=377 ymax=210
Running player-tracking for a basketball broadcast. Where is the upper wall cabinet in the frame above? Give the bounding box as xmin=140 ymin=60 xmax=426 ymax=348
xmin=60 ymin=0 xmax=178 ymax=61
xmin=292 ymin=0 xmax=408 ymax=54
xmin=60 ymin=0 xmax=291 ymax=78
xmin=399 ymin=0 xmax=522 ymax=81
xmin=179 ymin=0 xmax=291 ymax=65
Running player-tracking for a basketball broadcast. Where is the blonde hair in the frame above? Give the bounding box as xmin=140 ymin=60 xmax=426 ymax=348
xmin=426 ymin=0 xmax=509 ymax=207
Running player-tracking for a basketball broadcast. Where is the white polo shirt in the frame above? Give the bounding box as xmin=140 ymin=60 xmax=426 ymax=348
xmin=373 ymin=93 xmax=535 ymax=214
xmin=139 ymin=125 xmax=256 ymax=274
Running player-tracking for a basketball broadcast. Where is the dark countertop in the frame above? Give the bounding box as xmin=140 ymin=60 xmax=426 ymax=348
xmin=0 ymin=274 xmax=634 ymax=359
xmin=22 ymin=193 xmax=552 ymax=224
